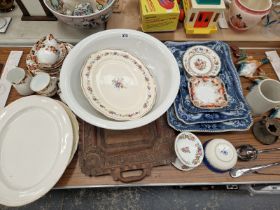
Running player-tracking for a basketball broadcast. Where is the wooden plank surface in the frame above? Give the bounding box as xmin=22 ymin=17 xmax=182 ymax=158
xmin=107 ymin=0 xmax=280 ymax=46
xmin=1 ymin=47 xmax=280 ymax=188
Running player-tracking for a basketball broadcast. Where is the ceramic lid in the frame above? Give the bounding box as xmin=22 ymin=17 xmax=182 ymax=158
xmin=205 ymin=139 xmax=237 ymax=171
xmin=174 ymin=132 xmax=204 ymax=168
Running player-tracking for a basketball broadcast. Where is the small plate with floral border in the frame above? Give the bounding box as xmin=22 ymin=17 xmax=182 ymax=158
xmin=188 ymin=77 xmax=228 ymax=109
xmin=81 ymin=49 xmax=157 ymax=121
xmin=183 ymin=45 xmax=221 ymax=77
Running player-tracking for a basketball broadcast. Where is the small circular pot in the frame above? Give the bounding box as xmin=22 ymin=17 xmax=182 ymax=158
xmin=203 ymin=139 xmax=237 ymax=173
xmin=172 ymin=132 xmax=204 ymax=171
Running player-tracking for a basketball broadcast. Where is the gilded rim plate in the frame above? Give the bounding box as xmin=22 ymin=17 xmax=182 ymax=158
xmin=183 ymin=46 xmax=221 ymax=77
xmin=188 ymin=77 xmax=228 ymax=109
xmin=81 ymin=49 xmax=157 ymax=121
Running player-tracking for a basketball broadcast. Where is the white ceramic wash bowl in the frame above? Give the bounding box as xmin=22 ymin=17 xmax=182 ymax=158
xmin=59 ymin=29 xmax=180 ymax=130
xmin=81 ymin=49 xmax=157 ymax=121
xmin=183 ymin=45 xmax=221 ymax=77
xmin=0 ymin=96 xmax=73 ymax=207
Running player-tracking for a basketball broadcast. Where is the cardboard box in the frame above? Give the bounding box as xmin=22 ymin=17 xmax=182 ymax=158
xmin=140 ymin=0 xmax=180 ymax=32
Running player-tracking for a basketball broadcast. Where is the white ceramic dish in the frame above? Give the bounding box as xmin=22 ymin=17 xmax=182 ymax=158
xmin=173 ymin=132 xmax=204 ymax=171
xmin=0 ymin=96 xmax=73 ymax=207
xmin=56 ymin=101 xmax=79 ymax=163
xmin=81 ymin=49 xmax=156 ymax=121
xmin=188 ymin=77 xmax=228 ymax=109
xmin=183 ymin=46 xmax=221 ymax=77
xmin=204 ymin=139 xmax=237 ymax=172
xmin=60 ymin=29 xmax=180 ymax=130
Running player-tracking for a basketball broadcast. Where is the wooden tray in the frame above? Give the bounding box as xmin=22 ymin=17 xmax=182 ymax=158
xmin=79 ymin=115 xmax=176 ymax=183
xmin=2 ymin=47 xmax=280 ymax=189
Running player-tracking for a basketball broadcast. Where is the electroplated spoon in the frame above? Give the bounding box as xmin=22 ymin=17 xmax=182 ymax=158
xmin=236 ymin=144 xmax=280 ymax=161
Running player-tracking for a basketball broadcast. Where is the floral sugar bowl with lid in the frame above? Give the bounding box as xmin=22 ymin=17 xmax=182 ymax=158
xmin=173 ymin=132 xmax=204 ymax=171
xmin=203 ymin=138 xmax=238 ymax=173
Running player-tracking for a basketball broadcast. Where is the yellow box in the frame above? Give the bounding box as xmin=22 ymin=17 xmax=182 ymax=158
xmin=140 ymin=0 xmax=180 ymax=32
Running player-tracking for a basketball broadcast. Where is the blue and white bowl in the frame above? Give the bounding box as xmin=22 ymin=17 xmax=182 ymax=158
xmin=203 ymin=139 xmax=237 ymax=173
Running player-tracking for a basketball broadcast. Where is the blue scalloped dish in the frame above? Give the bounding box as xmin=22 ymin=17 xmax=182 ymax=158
xmin=165 ymin=41 xmax=253 ymax=132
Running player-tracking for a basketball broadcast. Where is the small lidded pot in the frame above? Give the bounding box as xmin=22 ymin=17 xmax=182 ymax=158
xmin=172 ymin=132 xmax=204 ymax=171
xmin=204 ymin=139 xmax=237 ymax=173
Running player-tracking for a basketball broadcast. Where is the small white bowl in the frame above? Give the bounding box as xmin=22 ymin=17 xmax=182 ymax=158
xmin=204 ymin=139 xmax=237 ymax=173
xmin=172 ymin=132 xmax=204 ymax=171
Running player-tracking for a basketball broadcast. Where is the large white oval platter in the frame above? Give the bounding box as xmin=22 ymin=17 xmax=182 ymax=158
xmin=81 ymin=49 xmax=157 ymax=121
xmin=0 ymin=96 xmax=73 ymax=207
xmin=183 ymin=45 xmax=221 ymax=77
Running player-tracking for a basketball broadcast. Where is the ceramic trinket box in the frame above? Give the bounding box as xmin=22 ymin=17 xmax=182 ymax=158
xmin=172 ymin=132 xmax=204 ymax=171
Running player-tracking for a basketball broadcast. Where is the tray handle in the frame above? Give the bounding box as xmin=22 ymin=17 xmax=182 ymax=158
xmin=112 ymin=167 xmax=151 ymax=183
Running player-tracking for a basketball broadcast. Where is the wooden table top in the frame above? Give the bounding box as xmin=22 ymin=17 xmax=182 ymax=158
xmin=1 ymin=47 xmax=280 ymax=188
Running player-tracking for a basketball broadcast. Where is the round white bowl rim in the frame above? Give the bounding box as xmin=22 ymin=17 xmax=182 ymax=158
xmin=60 ymin=29 xmax=180 ymax=130
xmin=43 ymin=0 xmax=116 ymax=19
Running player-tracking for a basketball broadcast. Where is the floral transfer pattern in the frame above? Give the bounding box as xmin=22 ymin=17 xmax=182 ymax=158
xmin=81 ymin=49 xmax=157 ymax=121
xmin=112 ymin=77 xmax=126 ymax=89
xmin=194 ymin=58 xmax=207 ymax=71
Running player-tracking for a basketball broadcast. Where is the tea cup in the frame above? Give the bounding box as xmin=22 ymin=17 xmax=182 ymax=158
xmin=228 ymin=0 xmax=272 ymax=31
xmin=6 ymin=67 xmax=34 ymax=96
xmin=246 ymin=79 xmax=280 ymax=115
xmin=30 ymin=72 xmax=58 ymax=97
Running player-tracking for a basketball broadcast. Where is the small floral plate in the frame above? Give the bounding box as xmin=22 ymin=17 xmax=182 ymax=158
xmin=183 ymin=45 xmax=221 ymax=77
xmin=173 ymin=132 xmax=204 ymax=170
xmin=81 ymin=49 xmax=157 ymax=121
xmin=188 ymin=77 xmax=228 ymax=109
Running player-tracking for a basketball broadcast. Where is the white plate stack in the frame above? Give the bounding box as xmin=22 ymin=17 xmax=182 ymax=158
xmin=0 ymin=96 xmax=79 ymax=207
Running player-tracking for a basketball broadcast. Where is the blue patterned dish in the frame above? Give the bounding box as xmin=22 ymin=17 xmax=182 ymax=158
xmin=167 ymin=104 xmax=253 ymax=133
xmin=174 ymin=94 xmax=250 ymax=124
xmin=165 ymin=41 xmax=250 ymax=114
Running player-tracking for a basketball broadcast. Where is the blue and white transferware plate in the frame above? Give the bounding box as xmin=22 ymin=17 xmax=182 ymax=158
xmin=174 ymin=95 xmax=250 ymax=124
xmin=167 ymin=104 xmax=253 ymax=133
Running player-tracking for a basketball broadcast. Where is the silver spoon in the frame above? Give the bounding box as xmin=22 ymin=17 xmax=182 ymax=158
xmin=230 ymin=162 xmax=280 ymax=178
xmin=236 ymin=144 xmax=280 ymax=161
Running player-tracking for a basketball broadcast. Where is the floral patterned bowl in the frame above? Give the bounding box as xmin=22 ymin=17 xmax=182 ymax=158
xmin=43 ymin=0 xmax=116 ymax=28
